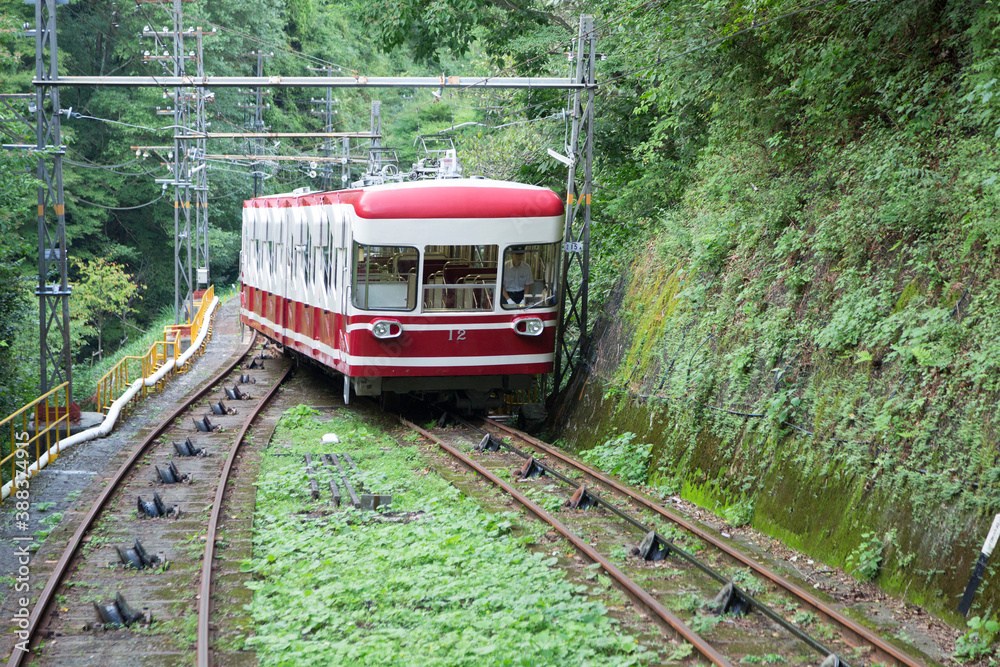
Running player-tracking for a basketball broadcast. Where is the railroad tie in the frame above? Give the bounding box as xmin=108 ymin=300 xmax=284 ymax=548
xmin=322 ymin=454 xmax=342 ymax=507
xmin=342 ymin=453 xmax=360 ymax=472
xmin=304 ymin=453 xmax=320 ymax=500
xmin=331 ymin=454 xmax=361 ymax=508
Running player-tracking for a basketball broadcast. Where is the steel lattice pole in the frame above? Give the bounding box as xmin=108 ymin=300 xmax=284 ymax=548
xmin=554 ymin=15 xmax=596 ymax=391
xmin=34 ymin=0 xmax=72 ymax=399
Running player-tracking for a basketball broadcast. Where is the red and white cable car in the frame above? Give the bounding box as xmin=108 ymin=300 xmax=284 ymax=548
xmin=240 ymin=177 xmax=564 ymax=408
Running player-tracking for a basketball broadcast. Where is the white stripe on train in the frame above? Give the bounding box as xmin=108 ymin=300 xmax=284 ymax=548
xmin=243 ymin=310 xmax=554 ymax=368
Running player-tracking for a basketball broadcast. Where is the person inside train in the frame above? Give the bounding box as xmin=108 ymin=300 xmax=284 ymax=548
xmin=502 ymin=247 xmax=533 ymax=307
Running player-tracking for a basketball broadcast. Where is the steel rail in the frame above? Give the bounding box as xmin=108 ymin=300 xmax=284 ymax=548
xmin=6 ymin=331 xmax=258 ymax=667
xmin=450 ymin=416 xmax=844 ymax=662
xmin=483 ymin=418 xmax=926 ymax=667
xmin=401 ymin=417 xmax=734 ymax=667
xmin=197 ymin=362 xmax=293 ymax=667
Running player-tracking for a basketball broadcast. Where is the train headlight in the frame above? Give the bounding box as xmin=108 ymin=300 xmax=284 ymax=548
xmin=370 ymin=320 xmax=401 ymax=339
xmin=513 ymin=317 xmax=544 ymax=337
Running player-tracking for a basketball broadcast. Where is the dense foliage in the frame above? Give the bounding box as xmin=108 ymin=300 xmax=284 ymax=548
xmin=594 ymin=0 xmax=1000 ymax=513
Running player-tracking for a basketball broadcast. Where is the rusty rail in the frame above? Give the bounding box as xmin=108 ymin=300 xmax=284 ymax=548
xmin=483 ymin=418 xmax=926 ymax=667
xmin=401 ymin=417 xmax=734 ymax=667
xmin=197 ymin=360 xmax=292 ymax=667
xmin=6 ymin=330 xmax=256 ymax=667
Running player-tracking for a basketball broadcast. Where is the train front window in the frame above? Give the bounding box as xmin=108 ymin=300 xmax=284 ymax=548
xmin=352 ymin=243 xmax=417 ymax=311
xmin=422 ymin=245 xmax=498 ymax=311
xmin=501 ymin=243 xmax=558 ymax=310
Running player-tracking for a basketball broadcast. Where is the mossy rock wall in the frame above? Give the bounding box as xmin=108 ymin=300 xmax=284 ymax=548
xmin=553 ymin=263 xmax=999 ymax=624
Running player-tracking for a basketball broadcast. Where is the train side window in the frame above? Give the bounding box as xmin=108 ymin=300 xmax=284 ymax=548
xmin=323 ymin=246 xmax=332 ymax=290
xmin=352 ymin=243 xmax=417 ymax=311
xmin=500 ymin=242 xmax=559 ymax=310
xmin=422 ymin=244 xmax=498 ymax=312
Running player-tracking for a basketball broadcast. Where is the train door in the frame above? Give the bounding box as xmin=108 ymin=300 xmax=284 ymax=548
xmin=330 ymin=198 xmax=351 ymax=402
xmin=290 ymin=205 xmax=307 ymax=340
xmin=331 ymin=202 xmax=350 ymax=356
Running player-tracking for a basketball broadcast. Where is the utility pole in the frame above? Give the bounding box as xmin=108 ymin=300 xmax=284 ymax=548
xmin=193 ymin=27 xmax=213 ymax=292
xmin=554 ymin=15 xmax=597 ymax=391
xmin=308 ymin=66 xmax=338 ymax=190
xmin=242 ymin=51 xmax=272 ymax=197
xmin=368 ymin=100 xmax=382 ymax=176
xmin=342 ymin=136 xmax=351 ymax=188
xmin=141 ymin=7 xmax=214 ymax=323
xmin=30 ymin=0 xmax=72 ymax=399
xmin=170 ymin=0 xmax=191 ymax=324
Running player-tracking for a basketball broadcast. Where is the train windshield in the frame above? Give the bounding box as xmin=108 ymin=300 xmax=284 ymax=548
xmin=352 ymin=243 xmax=418 ymax=311
xmin=421 ymin=245 xmax=498 ymax=312
xmin=500 ymin=243 xmax=559 ymax=310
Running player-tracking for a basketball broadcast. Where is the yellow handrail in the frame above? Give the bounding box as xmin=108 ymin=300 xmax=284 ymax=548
xmin=163 ymin=285 xmax=215 ymax=373
xmin=0 ymin=383 xmax=71 ymax=493
xmin=3 ymin=285 xmax=219 ymax=504
xmin=95 ymin=334 xmax=181 ymax=414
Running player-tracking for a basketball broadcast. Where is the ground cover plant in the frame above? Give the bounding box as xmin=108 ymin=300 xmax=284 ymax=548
xmin=243 ymin=405 xmax=648 ymax=666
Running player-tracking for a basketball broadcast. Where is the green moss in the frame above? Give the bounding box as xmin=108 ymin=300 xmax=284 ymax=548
xmin=893 ymin=278 xmax=924 ymax=314
xmin=556 ymin=378 xmax=994 ymax=624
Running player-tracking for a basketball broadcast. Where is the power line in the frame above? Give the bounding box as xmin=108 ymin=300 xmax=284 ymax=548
xmin=67 ymin=190 xmax=166 ymax=210
xmin=175 ymin=14 xmax=359 ymax=75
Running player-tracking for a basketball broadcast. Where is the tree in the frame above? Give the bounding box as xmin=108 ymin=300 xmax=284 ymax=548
xmin=70 ymin=258 xmax=144 ymax=363
xmin=357 ymin=0 xmax=568 ymax=68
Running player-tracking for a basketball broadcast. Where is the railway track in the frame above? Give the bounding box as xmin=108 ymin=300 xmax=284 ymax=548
xmin=402 ymin=414 xmax=929 ymax=667
xmin=9 ymin=334 xmax=293 ymax=667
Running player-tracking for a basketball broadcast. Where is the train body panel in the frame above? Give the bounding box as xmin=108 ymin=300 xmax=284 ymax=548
xmin=240 ymin=178 xmax=564 ymax=399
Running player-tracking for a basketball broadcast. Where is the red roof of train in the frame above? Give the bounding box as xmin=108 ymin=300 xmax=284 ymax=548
xmin=243 ymin=180 xmax=564 ymax=219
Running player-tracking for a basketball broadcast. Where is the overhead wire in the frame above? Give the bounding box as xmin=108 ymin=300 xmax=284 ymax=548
xmin=67 ymin=190 xmax=166 ymax=211
xmin=383 ymin=0 xmax=666 ymax=126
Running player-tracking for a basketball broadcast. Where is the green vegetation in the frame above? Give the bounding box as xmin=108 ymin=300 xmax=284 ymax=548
xmin=69 ymin=257 xmax=145 ymax=364
xmin=740 ymin=655 xmax=787 ymax=664
xmin=244 ymin=405 xmax=647 ymax=665
xmin=953 ymin=615 xmax=999 ymax=661
xmin=579 ymin=432 xmax=652 ymax=486
xmin=845 ymin=531 xmax=892 ymax=582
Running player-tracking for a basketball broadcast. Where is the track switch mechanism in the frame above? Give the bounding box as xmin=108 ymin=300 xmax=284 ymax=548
xmin=516 ymin=457 xmax=545 ymax=480
xmin=476 ymin=434 xmax=502 ymax=453
xmin=155 ymin=461 xmax=187 ymax=484
xmin=173 ymin=437 xmax=204 ymax=457
xmin=225 ymin=385 xmax=250 ymax=400
xmin=210 ymin=400 xmax=236 ymax=415
xmin=137 ymin=491 xmax=177 ymax=518
xmin=193 ymin=416 xmax=220 ymax=432
xmin=567 ymin=485 xmax=598 ymax=510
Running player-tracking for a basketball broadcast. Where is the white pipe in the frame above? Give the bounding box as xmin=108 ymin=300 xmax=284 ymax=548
xmin=1 ymin=297 xmax=219 ymax=500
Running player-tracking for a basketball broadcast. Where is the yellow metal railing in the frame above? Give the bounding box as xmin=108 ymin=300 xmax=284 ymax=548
xmin=502 ymin=384 xmax=541 ymax=414
xmin=94 ymin=337 xmax=181 ymax=415
xmin=2 ymin=285 xmax=220 ymax=504
xmin=1 ymin=383 xmax=71 ymax=493
xmin=163 ymin=285 xmax=215 ymax=373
